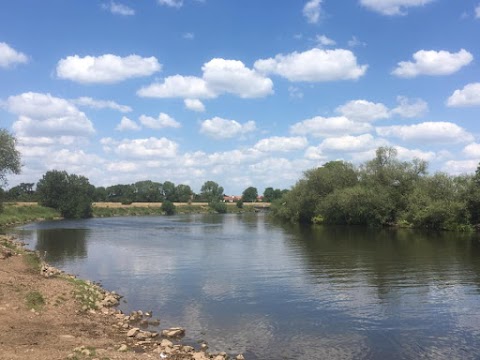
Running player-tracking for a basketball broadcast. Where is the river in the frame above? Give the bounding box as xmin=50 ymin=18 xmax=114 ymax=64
xmin=10 ymin=213 xmax=480 ymax=359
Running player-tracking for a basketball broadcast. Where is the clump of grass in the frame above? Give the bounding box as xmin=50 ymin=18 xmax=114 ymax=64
xmin=65 ymin=277 xmax=103 ymax=310
xmin=25 ymin=291 xmax=45 ymax=311
xmin=0 ymin=204 xmax=60 ymax=227
xmin=23 ymin=252 xmax=42 ymax=272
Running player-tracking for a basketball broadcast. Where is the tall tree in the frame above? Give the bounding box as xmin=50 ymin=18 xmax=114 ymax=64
xmin=242 ymin=186 xmax=258 ymax=202
xmin=0 ymin=129 xmax=21 ymax=186
xmin=200 ymin=181 xmax=224 ymax=203
xmin=175 ymin=184 xmax=193 ymax=202
xmin=37 ymin=170 xmax=94 ymax=219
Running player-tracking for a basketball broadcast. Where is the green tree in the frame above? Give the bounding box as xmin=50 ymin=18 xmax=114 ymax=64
xmin=263 ymin=187 xmax=286 ymax=202
xmin=5 ymin=183 xmax=35 ymax=201
xmin=175 ymin=184 xmax=193 ymax=202
xmin=162 ymin=181 xmax=176 ymax=202
xmin=133 ymin=180 xmax=163 ymax=202
xmin=242 ymin=186 xmax=258 ymax=202
xmin=106 ymin=184 xmax=135 ymax=203
xmin=93 ymin=186 xmax=107 ymax=202
xmin=0 ymin=130 xmax=21 ymax=201
xmin=37 ymin=170 xmax=94 ymax=219
xmin=200 ymin=181 xmax=224 ymax=203
xmin=161 ymin=200 xmax=176 ymax=215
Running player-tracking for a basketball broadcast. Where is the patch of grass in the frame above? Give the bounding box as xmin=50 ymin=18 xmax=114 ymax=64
xmin=25 ymin=291 xmax=45 ymax=311
xmin=23 ymin=252 xmax=42 ymax=272
xmin=65 ymin=277 xmax=102 ymax=310
xmin=0 ymin=203 xmax=60 ymax=227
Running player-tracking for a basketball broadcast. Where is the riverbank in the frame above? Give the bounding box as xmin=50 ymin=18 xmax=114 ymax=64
xmin=0 ymin=203 xmax=60 ymax=228
xmin=0 ymin=235 xmax=245 ymax=360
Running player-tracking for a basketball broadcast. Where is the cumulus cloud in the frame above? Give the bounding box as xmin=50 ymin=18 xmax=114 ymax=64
xmin=303 ymin=0 xmax=323 ymax=23
xmin=0 ymin=42 xmax=28 ymax=68
xmin=290 ymin=116 xmax=372 ymax=137
xmin=463 ymin=143 xmax=480 ymax=158
xmin=108 ymin=137 xmax=179 ymax=158
xmin=254 ymin=48 xmax=368 ymax=82
xmin=116 ymin=116 xmax=140 ymax=131
xmin=138 ymin=59 xmax=273 ymax=99
xmin=137 ymin=75 xmax=214 ymax=99
xmin=376 ymin=121 xmax=474 ymax=144
xmin=336 ymin=100 xmax=389 ymax=122
xmin=476 ymin=4 xmax=480 ymax=18
xmin=390 ymin=96 xmax=428 ymax=118
xmin=158 ymin=0 xmax=183 ymax=8
xmin=319 ymin=134 xmax=380 ymax=152
xmin=200 ymin=117 xmax=256 ymax=139
xmin=316 ymin=35 xmax=336 ymax=47
xmin=446 ymin=83 xmax=480 ymax=107
xmin=139 ymin=113 xmax=181 ymax=129
xmin=6 ymin=92 xmax=95 ymax=138
xmin=360 ymin=0 xmax=435 ymax=16
xmin=72 ymin=97 xmax=132 ymax=113
xmin=442 ymin=160 xmax=478 ymax=175
xmin=392 ymin=49 xmax=473 ymax=78
xmin=184 ymin=99 xmax=205 ymax=112
xmin=253 ymin=136 xmax=308 ymax=152
xmin=394 ymin=146 xmax=435 ymax=161
xmin=102 ymin=1 xmax=135 ymax=16
xmin=56 ymin=54 xmax=161 ymax=84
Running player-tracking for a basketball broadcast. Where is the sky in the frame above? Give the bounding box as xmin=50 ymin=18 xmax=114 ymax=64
xmin=0 ymin=0 xmax=479 ymax=195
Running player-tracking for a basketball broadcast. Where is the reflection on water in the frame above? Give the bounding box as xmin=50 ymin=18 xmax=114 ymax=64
xmin=11 ymin=214 xmax=480 ymax=360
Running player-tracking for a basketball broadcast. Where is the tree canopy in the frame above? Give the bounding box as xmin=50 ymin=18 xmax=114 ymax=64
xmin=242 ymin=186 xmax=258 ymax=202
xmin=0 ymin=130 xmax=21 ymax=186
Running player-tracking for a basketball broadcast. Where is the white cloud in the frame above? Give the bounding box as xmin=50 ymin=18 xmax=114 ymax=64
xmin=254 ymin=48 xmax=368 ymax=82
xmin=139 ymin=113 xmax=181 ymax=129
xmin=116 ymin=116 xmax=140 ymax=131
xmin=304 ymin=146 xmax=327 ymax=160
xmin=183 ymin=32 xmax=195 ymax=40
xmin=106 ymin=161 xmax=138 ymax=172
xmin=376 ymin=121 xmax=474 ymax=144
xmin=158 ymin=0 xmax=183 ymax=8
xmin=463 ymin=143 xmax=480 ymax=158
xmin=6 ymin=92 xmax=95 ymax=138
xmin=392 ymin=49 xmax=473 ymax=78
xmin=290 ymin=116 xmax=372 ymax=137
xmin=360 ymin=0 xmax=435 ymax=16
xmin=111 ymin=137 xmax=179 ymax=158
xmin=303 ymin=0 xmax=323 ymax=23
xmin=316 ymin=35 xmax=336 ymax=47
xmin=390 ymin=96 xmax=428 ymax=118
xmin=319 ymin=134 xmax=379 ymax=152
xmin=446 ymin=83 xmax=480 ymax=107
xmin=476 ymin=4 xmax=480 ymax=18
xmin=253 ymin=136 xmax=308 ymax=152
xmin=138 ymin=58 xmax=273 ymax=99
xmin=394 ymin=146 xmax=435 ymax=161
xmin=200 ymin=117 xmax=256 ymax=139
xmin=72 ymin=97 xmax=132 ymax=113
xmin=0 ymin=42 xmax=28 ymax=68
xmin=288 ymin=86 xmax=304 ymax=99
xmin=336 ymin=100 xmax=389 ymax=122
xmin=348 ymin=36 xmax=367 ymax=48
xmin=137 ymin=75 xmax=214 ymax=99
xmin=202 ymin=58 xmax=273 ymax=98
xmin=184 ymin=99 xmax=205 ymax=112
xmin=442 ymin=160 xmax=478 ymax=175
xmin=56 ymin=54 xmax=161 ymax=84
xmin=103 ymin=1 xmax=135 ymax=16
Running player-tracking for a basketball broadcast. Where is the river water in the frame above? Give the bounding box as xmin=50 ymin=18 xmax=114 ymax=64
xmin=10 ymin=213 xmax=480 ymax=359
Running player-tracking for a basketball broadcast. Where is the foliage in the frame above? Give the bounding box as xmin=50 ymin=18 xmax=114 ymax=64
xmin=200 ymin=181 xmax=224 ymax=203
xmin=271 ymin=147 xmax=477 ymax=231
xmin=0 ymin=129 xmax=21 ymax=187
xmin=0 ymin=204 xmax=59 ymax=227
xmin=236 ymin=199 xmax=244 ymax=208
xmin=263 ymin=187 xmax=287 ymax=202
xmin=36 ymin=170 xmax=95 ymax=219
xmin=25 ymin=291 xmax=45 ymax=311
xmin=161 ymin=200 xmax=176 ymax=215
xmin=242 ymin=186 xmax=258 ymax=202
xmin=4 ymin=183 xmax=36 ymax=202
xmin=209 ymin=200 xmax=227 ymax=214
xmin=175 ymin=184 xmax=193 ymax=202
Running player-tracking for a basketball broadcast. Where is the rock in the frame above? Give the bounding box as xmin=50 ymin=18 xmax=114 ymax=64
xmin=183 ymin=346 xmax=194 ymax=353
xmin=149 ymin=318 xmax=160 ymax=326
xmin=101 ymin=294 xmax=119 ymax=307
xmin=135 ymin=332 xmax=148 ymax=341
xmin=161 ymin=327 xmax=185 ymax=338
xmin=213 ymin=356 xmax=226 ymax=360
xmin=160 ymin=339 xmax=173 ymax=348
xmin=118 ymin=344 xmax=128 ymax=352
xmin=58 ymin=334 xmax=75 ymax=341
xmin=236 ymin=355 xmax=245 ymax=360
xmin=200 ymin=343 xmax=209 ymax=350
xmin=192 ymin=352 xmax=210 ymax=360
xmin=126 ymin=327 xmax=139 ymax=337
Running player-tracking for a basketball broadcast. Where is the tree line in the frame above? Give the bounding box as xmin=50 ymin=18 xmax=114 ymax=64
xmin=271 ymin=147 xmax=480 ymax=231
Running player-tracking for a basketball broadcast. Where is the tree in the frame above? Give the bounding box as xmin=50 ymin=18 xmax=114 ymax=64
xmin=162 ymin=181 xmax=176 ymax=202
xmin=0 ymin=129 xmax=21 ymax=188
xmin=5 ymin=183 xmax=35 ymax=201
xmin=37 ymin=170 xmax=94 ymax=219
xmin=161 ymin=200 xmax=176 ymax=215
xmin=242 ymin=186 xmax=258 ymax=202
xmin=133 ymin=180 xmax=163 ymax=202
xmin=200 ymin=181 xmax=224 ymax=203
xmin=175 ymin=184 xmax=193 ymax=202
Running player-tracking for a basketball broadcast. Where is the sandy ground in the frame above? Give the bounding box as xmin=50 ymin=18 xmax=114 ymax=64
xmin=0 ymin=235 xmax=243 ymax=360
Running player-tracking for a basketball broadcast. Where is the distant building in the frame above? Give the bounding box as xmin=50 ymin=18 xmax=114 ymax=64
xmin=223 ymin=195 xmax=242 ymax=203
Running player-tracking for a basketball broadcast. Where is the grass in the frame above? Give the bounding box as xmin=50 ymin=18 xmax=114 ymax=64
xmin=65 ymin=277 xmax=102 ymax=311
xmin=25 ymin=291 xmax=45 ymax=311
xmin=23 ymin=252 xmax=42 ymax=272
xmin=0 ymin=203 xmax=60 ymax=227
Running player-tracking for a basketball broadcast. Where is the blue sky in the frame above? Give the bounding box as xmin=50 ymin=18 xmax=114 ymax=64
xmin=0 ymin=0 xmax=479 ymax=194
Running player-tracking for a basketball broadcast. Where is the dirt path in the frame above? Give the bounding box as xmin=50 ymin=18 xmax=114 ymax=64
xmin=0 ymin=235 xmax=244 ymax=360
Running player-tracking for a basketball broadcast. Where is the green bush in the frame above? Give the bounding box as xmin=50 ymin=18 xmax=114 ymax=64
xmin=210 ymin=201 xmax=227 ymax=214
xmin=161 ymin=200 xmax=176 ymax=215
